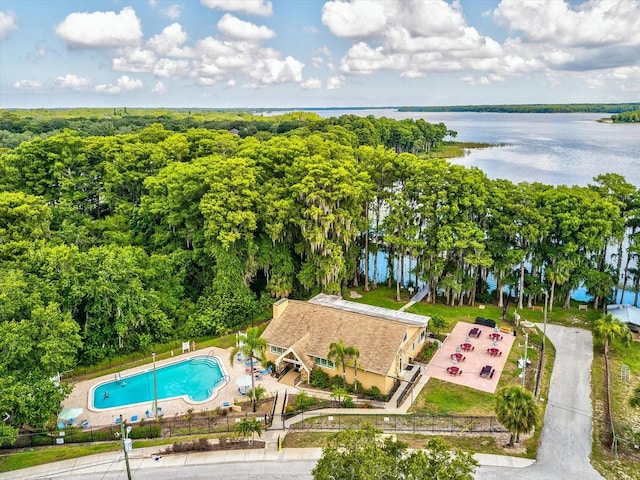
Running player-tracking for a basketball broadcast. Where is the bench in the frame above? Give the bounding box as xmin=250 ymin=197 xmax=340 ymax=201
xmin=578 ymin=305 xmax=588 ymax=311
xmin=532 ymin=306 xmax=543 ymax=312
xmin=499 ymin=326 xmax=513 ymax=334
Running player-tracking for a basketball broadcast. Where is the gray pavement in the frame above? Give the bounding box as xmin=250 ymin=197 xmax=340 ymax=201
xmin=475 ymin=324 xmax=603 ymax=479
xmin=4 ymin=324 xmax=603 ymax=480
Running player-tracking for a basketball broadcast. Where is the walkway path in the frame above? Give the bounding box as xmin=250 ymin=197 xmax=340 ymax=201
xmin=475 ymin=324 xmax=603 ymax=479
xmin=398 ymin=285 xmax=429 ymax=312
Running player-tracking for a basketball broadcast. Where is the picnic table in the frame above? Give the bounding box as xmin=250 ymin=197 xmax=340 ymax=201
xmin=487 ymin=348 xmax=502 ymax=357
xmin=447 ymin=366 xmax=462 ymax=376
xmin=489 ymin=332 xmax=503 ymax=341
xmin=469 ymin=327 xmax=481 ymax=338
xmin=480 ymin=365 xmax=495 ymax=378
xmin=450 ymin=353 xmax=466 ymax=362
xmin=460 ymin=343 xmax=475 ymax=352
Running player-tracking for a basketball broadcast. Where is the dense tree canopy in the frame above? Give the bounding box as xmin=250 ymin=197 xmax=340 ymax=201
xmin=312 ymin=425 xmax=477 ymax=480
xmin=0 ymin=109 xmax=637 ymax=443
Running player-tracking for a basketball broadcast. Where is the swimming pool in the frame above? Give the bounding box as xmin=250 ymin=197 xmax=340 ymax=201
xmin=91 ymin=356 xmax=226 ymax=410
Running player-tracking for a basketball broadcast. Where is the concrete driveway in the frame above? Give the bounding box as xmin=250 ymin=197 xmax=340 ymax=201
xmin=475 ymin=323 xmax=603 ymax=479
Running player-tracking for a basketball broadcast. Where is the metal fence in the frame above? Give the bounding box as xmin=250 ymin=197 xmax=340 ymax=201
xmin=287 ymin=412 xmax=508 ymax=435
xmin=3 ymin=408 xmax=274 ymax=450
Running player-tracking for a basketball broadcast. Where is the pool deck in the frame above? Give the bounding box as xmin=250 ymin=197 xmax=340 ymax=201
xmin=61 ymin=347 xmax=296 ymax=428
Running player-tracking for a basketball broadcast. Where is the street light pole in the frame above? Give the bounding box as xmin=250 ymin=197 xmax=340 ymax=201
xmin=152 ymin=350 xmax=159 ymax=421
xmin=119 ymin=414 xmax=132 ymax=480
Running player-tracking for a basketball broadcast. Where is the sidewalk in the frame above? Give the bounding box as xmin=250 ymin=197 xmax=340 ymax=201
xmin=2 ymin=445 xmax=535 ymax=479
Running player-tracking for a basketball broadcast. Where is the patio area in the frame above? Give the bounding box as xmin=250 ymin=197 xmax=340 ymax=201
xmin=424 ymin=321 xmax=516 ymax=393
xmin=60 ymin=347 xmax=294 ymax=428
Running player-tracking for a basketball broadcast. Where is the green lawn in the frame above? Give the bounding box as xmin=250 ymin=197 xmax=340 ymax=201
xmin=410 ymin=379 xmax=495 ymax=416
xmin=346 ymin=285 xmax=409 ymax=310
xmin=0 ymin=443 xmax=121 ymax=472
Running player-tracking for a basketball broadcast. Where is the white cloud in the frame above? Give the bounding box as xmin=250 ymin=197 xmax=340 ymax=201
xmin=247 ymin=56 xmax=304 ymax=85
xmin=226 ymin=78 xmax=236 ymax=87
xmin=152 ymin=81 xmax=167 ymax=94
xmin=301 ymin=78 xmax=322 ymax=89
xmin=55 ymin=7 xmax=143 ymax=49
xmin=113 ymin=47 xmax=158 ymax=73
xmin=161 ymin=4 xmax=183 ymax=20
xmin=148 ymin=23 xmax=194 ymax=57
xmin=148 ymin=0 xmax=157 ymax=7
xmin=493 ymin=0 xmax=640 ymax=72
xmin=95 ymin=75 xmax=143 ymax=94
xmin=326 ymin=75 xmax=346 ymax=89
xmin=13 ymin=79 xmax=42 ymax=89
xmin=322 ymin=0 xmax=388 ymax=39
xmin=153 ymin=58 xmax=190 ymax=77
xmin=321 ymin=0 xmax=640 ymax=90
xmin=53 ymin=74 xmax=92 ymax=90
xmin=304 ymin=25 xmax=319 ymax=35
xmin=0 ymin=10 xmax=18 ymax=40
xmin=217 ymin=13 xmax=275 ymax=42
xmin=200 ymin=0 xmax=273 ymax=16
xmin=323 ymin=0 xmax=503 ymax=81
xmin=311 ymin=57 xmax=324 ymax=69
xmin=35 ymin=43 xmax=46 ymax=58
xmin=494 ymin=0 xmax=640 ymax=48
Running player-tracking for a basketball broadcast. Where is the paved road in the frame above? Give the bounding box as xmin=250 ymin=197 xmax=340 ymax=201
xmin=476 ymin=324 xmax=603 ymax=480
xmin=6 ymin=325 xmax=603 ymax=480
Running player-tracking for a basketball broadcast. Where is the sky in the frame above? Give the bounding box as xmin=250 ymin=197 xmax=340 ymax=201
xmin=1 ymin=0 xmax=639 ymax=109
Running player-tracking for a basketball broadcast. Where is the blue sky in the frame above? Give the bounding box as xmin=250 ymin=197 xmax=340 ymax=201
xmin=1 ymin=0 xmax=639 ymax=108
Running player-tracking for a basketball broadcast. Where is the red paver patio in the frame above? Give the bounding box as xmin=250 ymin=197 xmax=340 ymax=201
xmin=425 ymin=321 xmax=516 ymax=393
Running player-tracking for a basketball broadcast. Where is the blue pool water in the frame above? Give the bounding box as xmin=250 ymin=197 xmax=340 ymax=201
xmin=92 ymin=356 xmax=225 ymax=410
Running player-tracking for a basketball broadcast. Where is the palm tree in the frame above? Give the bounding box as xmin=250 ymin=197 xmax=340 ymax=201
xmin=347 ymin=347 xmax=360 ymax=392
xmin=328 ymin=340 xmax=349 ymax=388
xmin=593 ymin=313 xmax=632 ymax=354
xmin=234 ymin=418 xmax=263 ymax=445
xmin=495 ymin=386 xmax=539 ymax=446
xmin=229 ymin=327 xmax=267 ymax=412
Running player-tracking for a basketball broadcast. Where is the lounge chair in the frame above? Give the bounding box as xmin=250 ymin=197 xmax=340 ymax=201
xmin=81 ymin=419 xmax=89 ymax=428
xmin=145 ymin=410 xmax=151 ymax=418
xmin=115 ymin=417 xmax=122 ymax=425
xmin=130 ymin=415 xmax=139 ymax=423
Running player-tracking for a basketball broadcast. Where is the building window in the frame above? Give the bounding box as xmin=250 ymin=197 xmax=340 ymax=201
xmin=270 ymin=345 xmax=286 ymax=355
xmin=412 ymin=342 xmax=415 ymax=351
xmin=314 ymin=357 xmax=335 ymax=369
xmin=403 ymin=331 xmax=408 ymax=342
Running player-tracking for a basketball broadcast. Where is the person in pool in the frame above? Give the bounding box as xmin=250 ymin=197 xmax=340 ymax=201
xmin=103 ymin=391 xmax=109 ymax=400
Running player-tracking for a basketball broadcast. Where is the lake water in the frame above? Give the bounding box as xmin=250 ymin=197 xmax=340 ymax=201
xmin=309 ymin=108 xmax=639 ymax=303
xmin=313 ymin=109 xmax=640 ymax=187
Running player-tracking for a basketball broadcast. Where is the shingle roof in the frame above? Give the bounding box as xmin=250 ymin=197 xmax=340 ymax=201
xmin=261 ymin=299 xmax=421 ymax=376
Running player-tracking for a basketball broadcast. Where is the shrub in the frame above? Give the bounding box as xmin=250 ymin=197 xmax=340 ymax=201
xmin=367 ymin=385 xmax=383 ymax=401
xmin=294 ymin=391 xmax=317 ymax=411
xmin=310 ymin=367 xmax=330 ymax=388
xmin=330 ymin=375 xmax=343 ymax=389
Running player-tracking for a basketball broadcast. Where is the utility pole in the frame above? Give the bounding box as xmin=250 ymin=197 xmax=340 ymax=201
xmin=120 ymin=414 xmax=132 ymax=480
